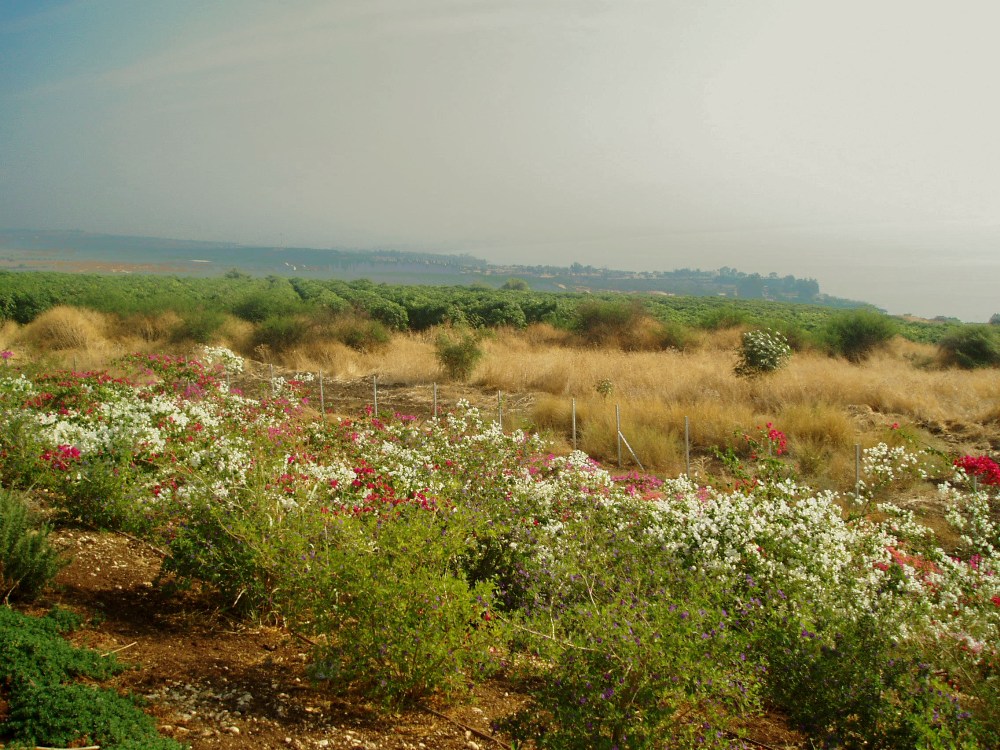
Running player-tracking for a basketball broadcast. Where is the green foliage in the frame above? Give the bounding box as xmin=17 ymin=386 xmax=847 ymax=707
xmin=170 ymin=307 xmax=226 ymax=344
xmin=329 ymin=316 xmax=391 ymax=352
xmin=762 ymin=610 xmax=981 ymax=750
xmin=574 ymin=299 xmax=644 ymax=344
xmin=500 ymin=501 xmax=761 ymax=749
xmin=251 ymin=314 xmax=310 ymax=353
xmin=0 ymin=489 xmax=67 ymax=601
xmin=0 ymin=410 xmax=47 ymax=489
xmin=435 ymin=329 xmax=484 ymax=381
xmin=56 ymin=454 xmax=149 ymax=535
xmin=281 ymin=506 xmax=499 ymax=708
xmin=160 ymin=488 xmax=278 ymax=615
xmin=0 ymin=606 xmax=183 ymax=750
xmin=501 ymin=277 xmax=530 ymax=291
xmin=343 ymin=287 xmax=409 ymax=330
xmin=938 ymin=324 xmax=1000 ymax=369
xmin=822 ymin=309 xmax=896 ymax=362
xmin=0 ymin=268 xmax=968 ymax=347
xmin=698 ymin=306 xmax=747 ymax=330
xmin=735 ymin=328 xmax=792 ymax=377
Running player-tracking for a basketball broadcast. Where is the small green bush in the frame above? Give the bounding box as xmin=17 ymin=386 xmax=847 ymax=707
xmin=251 ymin=314 xmax=310 ymax=353
xmin=161 ymin=489 xmax=278 ymax=615
xmin=822 ymin=309 xmax=896 ymax=362
xmin=331 ymin=316 xmax=391 ymax=352
xmin=735 ymin=328 xmax=792 ymax=377
xmin=0 ymin=411 xmax=47 ymax=489
xmin=762 ymin=610 xmax=980 ymax=749
xmin=0 ymin=488 xmax=67 ymax=601
xmin=938 ymin=324 xmax=1000 ymax=369
xmin=170 ymin=307 xmax=226 ymax=344
xmin=282 ymin=506 xmax=499 ymax=708
xmin=435 ymin=329 xmax=483 ymax=381
xmin=573 ymin=299 xmax=644 ymax=345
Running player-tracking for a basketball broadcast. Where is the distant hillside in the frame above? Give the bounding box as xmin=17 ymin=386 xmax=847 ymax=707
xmin=0 ymin=229 xmax=868 ymax=308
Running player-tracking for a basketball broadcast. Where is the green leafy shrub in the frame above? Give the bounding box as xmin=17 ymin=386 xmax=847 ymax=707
xmin=0 ymin=409 xmax=47 ymax=489
xmin=329 ymin=316 xmax=391 ymax=352
xmin=160 ymin=488 xmax=279 ymax=615
xmin=170 ymin=307 xmax=226 ymax=344
xmin=735 ymin=328 xmax=792 ymax=377
xmin=500 ymin=501 xmax=761 ymax=749
xmin=822 ymin=309 xmax=896 ymax=362
xmin=762 ymin=609 xmax=980 ymax=750
xmin=0 ymin=606 xmax=183 ymax=750
xmin=573 ymin=299 xmax=644 ymax=345
xmin=251 ymin=314 xmax=310 ymax=353
xmin=281 ymin=506 xmax=499 ymax=708
xmin=435 ymin=328 xmax=483 ymax=380
xmin=938 ymin=324 xmax=1000 ymax=369
xmin=0 ymin=488 xmax=67 ymax=601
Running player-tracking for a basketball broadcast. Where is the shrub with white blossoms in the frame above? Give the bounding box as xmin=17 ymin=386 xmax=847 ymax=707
xmin=200 ymin=345 xmax=244 ymax=375
xmin=734 ymin=328 xmax=792 ymax=377
xmin=855 ymin=441 xmax=928 ymax=503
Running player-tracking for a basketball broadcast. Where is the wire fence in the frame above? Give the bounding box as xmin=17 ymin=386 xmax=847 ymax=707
xmin=241 ymin=360 xmax=887 ymax=491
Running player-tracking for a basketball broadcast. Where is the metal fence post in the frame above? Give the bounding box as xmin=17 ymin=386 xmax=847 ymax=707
xmin=319 ymin=369 xmax=325 ymax=417
xmin=572 ymin=397 xmax=577 ymax=451
xmin=855 ymin=444 xmax=861 ymax=501
xmin=616 ymin=404 xmax=622 ymax=468
xmin=685 ymin=416 xmax=691 ymax=479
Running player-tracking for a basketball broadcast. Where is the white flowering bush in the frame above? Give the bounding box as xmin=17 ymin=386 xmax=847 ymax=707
xmin=734 ymin=328 xmax=792 ymax=377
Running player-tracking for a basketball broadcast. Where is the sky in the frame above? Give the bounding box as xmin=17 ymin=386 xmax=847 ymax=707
xmin=2 ymin=0 xmax=999 ymax=322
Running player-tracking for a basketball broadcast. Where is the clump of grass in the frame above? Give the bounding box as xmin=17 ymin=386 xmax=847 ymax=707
xmin=18 ymin=306 xmax=108 ymax=351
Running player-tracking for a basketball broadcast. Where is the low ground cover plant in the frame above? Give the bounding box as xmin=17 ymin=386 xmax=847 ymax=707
xmin=0 ymin=606 xmax=183 ymax=749
xmin=1 ymin=348 xmax=998 ymax=747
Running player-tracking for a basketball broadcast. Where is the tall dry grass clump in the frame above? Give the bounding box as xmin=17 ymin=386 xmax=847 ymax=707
xmin=280 ymin=333 xmax=441 ymax=384
xmin=18 ymin=306 xmax=107 ymax=351
xmin=0 ymin=320 xmax=19 ymax=351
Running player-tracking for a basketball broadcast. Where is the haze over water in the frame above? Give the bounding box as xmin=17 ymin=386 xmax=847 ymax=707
xmin=2 ymin=1 xmax=999 ymax=321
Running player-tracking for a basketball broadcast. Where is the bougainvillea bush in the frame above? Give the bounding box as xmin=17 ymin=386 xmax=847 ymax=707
xmin=1 ymin=349 xmax=999 ymax=747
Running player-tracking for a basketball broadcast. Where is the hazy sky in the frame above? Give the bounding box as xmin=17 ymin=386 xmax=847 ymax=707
xmin=2 ymin=1 xmax=999 ymax=321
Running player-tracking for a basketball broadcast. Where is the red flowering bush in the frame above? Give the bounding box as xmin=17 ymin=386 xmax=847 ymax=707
xmin=40 ymin=444 xmax=81 ymax=471
xmin=954 ymin=455 xmax=1000 ymax=487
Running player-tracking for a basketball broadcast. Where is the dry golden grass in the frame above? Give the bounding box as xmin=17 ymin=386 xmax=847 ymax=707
xmin=0 ymin=320 xmax=18 ymax=351
xmin=19 ymin=306 xmax=107 ymax=351
xmin=279 ymin=332 xmax=441 ymax=384
xmin=110 ymin=310 xmax=184 ymax=343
